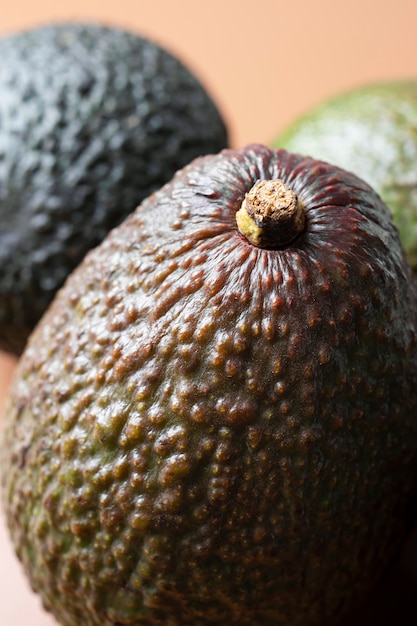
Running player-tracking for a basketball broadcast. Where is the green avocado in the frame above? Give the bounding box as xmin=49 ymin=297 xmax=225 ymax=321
xmin=273 ymin=81 xmax=417 ymax=275
xmin=2 ymin=145 xmax=417 ymax=626
xmin=0 ymin=22 xmax=229 ymax=356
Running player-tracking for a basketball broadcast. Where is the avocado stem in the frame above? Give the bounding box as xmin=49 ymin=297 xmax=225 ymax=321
xmin=236 ymin=179 xmax=305 ymax=248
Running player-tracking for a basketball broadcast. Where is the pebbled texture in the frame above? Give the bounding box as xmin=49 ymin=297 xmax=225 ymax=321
xmin=2 ymin=145 xmax=417 ymax=626
xmin=0 ymin=22 xmax=228 ymax=355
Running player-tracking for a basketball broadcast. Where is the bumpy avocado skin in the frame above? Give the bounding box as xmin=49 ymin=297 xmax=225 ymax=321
xmin=273 ymin=81 xmax=417 ymax=276
xmin=2 ymin=145 xmax=417 ymax=626
xmin=0 ymin=22 xmax=228 ymax=355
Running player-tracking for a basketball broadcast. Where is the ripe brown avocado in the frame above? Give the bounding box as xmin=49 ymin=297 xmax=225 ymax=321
xmin=2 ymin=144 xmax=417 ymax=625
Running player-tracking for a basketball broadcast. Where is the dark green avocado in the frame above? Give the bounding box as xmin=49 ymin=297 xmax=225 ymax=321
xmin=0 ymin=21 xmax=229 ymax=355
xmin=2 ymin=144 xmax=417 ymax=626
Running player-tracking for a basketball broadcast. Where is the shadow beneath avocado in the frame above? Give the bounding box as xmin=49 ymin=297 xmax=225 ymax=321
xmin=339 ymin=526 xmax=417 ymax=625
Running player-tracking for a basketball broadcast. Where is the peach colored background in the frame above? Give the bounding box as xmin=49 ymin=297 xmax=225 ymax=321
xmin=1 ymin=1 xmax=417 ymax=624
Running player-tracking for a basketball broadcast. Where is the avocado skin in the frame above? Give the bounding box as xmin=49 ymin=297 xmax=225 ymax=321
xmin=0 ymin=22 xmax=229 ymax=355
xmin=2 ymin=145 xmax=417 ymax=625
xmin=273 ymin=81 xmax=417 ymax=276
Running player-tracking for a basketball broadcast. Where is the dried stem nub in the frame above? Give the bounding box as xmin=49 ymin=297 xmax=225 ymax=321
xmin=236 ymin=179 xmax=305 ymax=248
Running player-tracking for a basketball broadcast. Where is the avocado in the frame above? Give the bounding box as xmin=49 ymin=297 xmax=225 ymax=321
xmin=0 ymin=21 xmax=229 ymax=356
xmin=272 ymin=81 xmax=417 ymax=275
xmin=2 ymin=144 xmax=417 ymax=626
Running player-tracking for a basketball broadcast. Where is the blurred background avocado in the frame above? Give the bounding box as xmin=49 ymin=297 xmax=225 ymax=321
xmin=0 ymin=21 xmax=229 ymax=355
